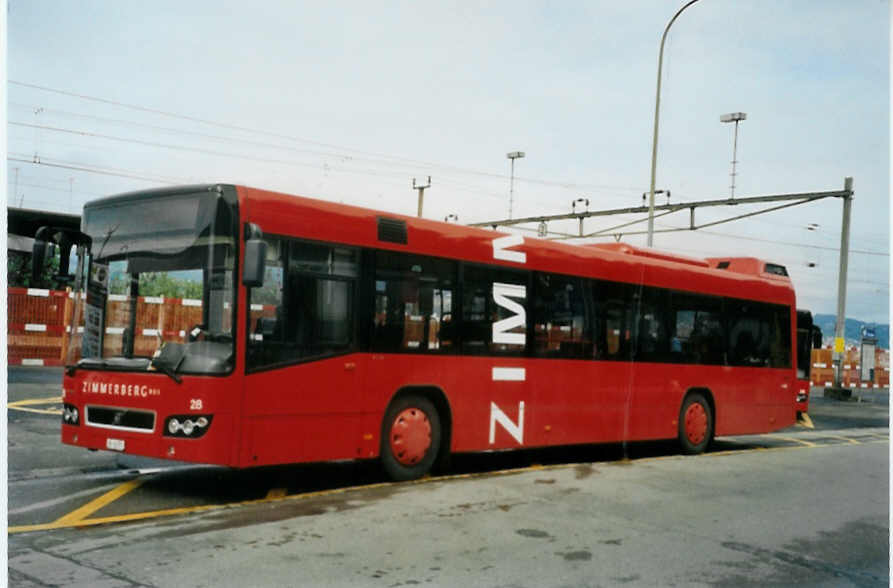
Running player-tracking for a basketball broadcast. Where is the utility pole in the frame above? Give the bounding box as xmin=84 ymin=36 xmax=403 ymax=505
xmin=721 ymin=112 xmax=747 ymax=198
xmin=413 ymin=176 xmax=431 ymax=218
xmin=507 ymin=151 xmax=525 ymax=219
xmin=827 ymin=176 xmax=855 ymax=399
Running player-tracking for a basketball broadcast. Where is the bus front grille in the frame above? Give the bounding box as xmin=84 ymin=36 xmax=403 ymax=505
xmin=85 ymin=406 xmax=155 ymax=433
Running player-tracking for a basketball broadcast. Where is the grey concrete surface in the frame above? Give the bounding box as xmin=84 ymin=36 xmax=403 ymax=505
xmin=9 ymin=439 xmax=889 ymax=587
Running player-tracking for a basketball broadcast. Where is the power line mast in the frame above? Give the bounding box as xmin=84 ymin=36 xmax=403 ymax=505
xmin=721 ymin=112 xmax=747 ymax=198
xmin=827 ymin=176 xmax=855 ymax=399
xmin=413 ymin=176 xmax=431 ymax=218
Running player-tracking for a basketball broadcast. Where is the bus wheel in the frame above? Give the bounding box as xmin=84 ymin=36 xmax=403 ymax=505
xmin=381 ymin=396 xmax=442 ymax=482
xmin=678 ymin=392 xmax=713 ymax=455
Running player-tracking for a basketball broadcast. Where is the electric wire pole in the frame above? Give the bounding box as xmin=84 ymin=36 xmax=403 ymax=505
xmin=721 ymin=112 xmax=747 ymax=198
xmin=507 ymin=151 xmax=525 ymax=220
xmin=828 ymin=176 xmax=855 ymax=399
xmin=413 ymin=176 xmax=431 ymax=218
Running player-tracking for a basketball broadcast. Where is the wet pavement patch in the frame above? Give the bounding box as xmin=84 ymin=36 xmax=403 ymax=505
xmin=516 ymin=529 xmax=551 ymax=539
xmin=556 ymin=550 xmax=592 ymax=561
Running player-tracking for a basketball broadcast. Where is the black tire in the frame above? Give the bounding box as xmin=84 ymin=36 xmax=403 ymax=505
xmin=381 ymin=395 xmax=441 ymax=481
xmin=678 ymin=392 xmax=713 ymax=455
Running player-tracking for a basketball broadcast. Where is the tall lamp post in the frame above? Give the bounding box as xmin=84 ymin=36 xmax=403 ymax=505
xmin=720 ymin=112 xmax=747 ymax=198
xmin=647 ymin=0 xmax=702 ymax=247
xmin=507 ymin=151 xmax=525 ymax=220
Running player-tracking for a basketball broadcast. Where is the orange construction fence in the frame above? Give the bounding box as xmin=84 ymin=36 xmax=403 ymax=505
xmin=8 ymin=287 xmax=275 ymax=366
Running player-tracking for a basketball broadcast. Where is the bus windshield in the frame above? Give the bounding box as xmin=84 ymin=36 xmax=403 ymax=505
xmin=67 ymin=189 xmax=238 ymax=375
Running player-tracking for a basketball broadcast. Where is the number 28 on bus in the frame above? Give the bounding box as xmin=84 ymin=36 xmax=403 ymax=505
xmin=35 ymin=184 xmax=817 ymax=481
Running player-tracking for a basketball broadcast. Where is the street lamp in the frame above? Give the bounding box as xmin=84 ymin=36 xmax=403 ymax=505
xmin=647 ymin=0 xmax=702 ymax=247
xmin=507 ymin=151 xmax=525 ymax=219
xmin=720 ymin=112 xmax=747 ymax=198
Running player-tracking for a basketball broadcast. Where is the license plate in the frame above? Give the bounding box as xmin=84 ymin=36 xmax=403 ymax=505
xmin=106 ymin=438 xmax=125 ymax=451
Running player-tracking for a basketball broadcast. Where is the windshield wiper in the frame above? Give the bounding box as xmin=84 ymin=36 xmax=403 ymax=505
xmin=153 ymin=359 xmax=182 ymax=384
xmin=150 ymin=345 xmax=184 ymax=384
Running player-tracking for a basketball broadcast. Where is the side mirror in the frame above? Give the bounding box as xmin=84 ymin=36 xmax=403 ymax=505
xmin=32 ymin=226 xmax=92 ymax=285
xmin=32 ymin=240 xmax=49 ymax=282
xmin=242 ymin=239 xmax=267 ymax=287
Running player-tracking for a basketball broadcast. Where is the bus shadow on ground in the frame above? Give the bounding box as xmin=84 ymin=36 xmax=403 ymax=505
xmin=126 ymin=438 xmax=761 ymax=514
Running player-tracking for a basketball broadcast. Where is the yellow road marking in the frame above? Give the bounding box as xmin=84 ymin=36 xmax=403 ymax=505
xmin=762 ymin=434 xmax=817 ymax=448
xmin=8 ymin=406 xmax=62 ymax=415
xmin=797 ymin=413 xmax=814 ymax=429
xmin=8 ymin=434 xmax=888 ymax=535
xmin=10 ymin=396 xmax=63 ymax=406
xmin=8 ymin=396 xmax=63 ymax=416
xmin=53 ymin=479 xmax=145 ymax=525
xmin=824 ymin=434 xmax=861 ymax=445
xmin=265 ymin=487 xmax=287 ymax=499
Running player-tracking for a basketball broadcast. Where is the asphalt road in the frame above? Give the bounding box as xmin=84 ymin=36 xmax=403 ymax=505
xmin=7 ymin=368 xmax=890 ymax=587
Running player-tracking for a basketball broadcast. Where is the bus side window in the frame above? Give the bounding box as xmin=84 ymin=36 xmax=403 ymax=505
xmin=635 ymin=287 xmax=670 ymax=363
xmin=461 ymin=264 xmax=527 ymax=356
xmin=533 ymin=273 xmax=592 ymax=359
xmin=372 ymin=251 xmax=455 ymax=353
xmin=288 ymin=241 xmax=357 ymax=359
xmin=247 ymin=237 xmax=358 ymax=370
xmin=768 ymin=305 xmax=792 ymax=368
xmin=669 ymin=292 xmax=725 ymax=365
xmin=247 ymin=237 xmax=286 ymax=368
xmin=595 ymin=281 xmax=634 ymax=361
xmin=728 ymin=301 xmax=771 ymax=367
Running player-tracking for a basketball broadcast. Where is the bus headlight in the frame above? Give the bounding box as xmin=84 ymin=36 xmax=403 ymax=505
xmin=163 ymin=415 xmax=213 ymax=438
xmin=62 ymin=404 xmax=80 ymax=426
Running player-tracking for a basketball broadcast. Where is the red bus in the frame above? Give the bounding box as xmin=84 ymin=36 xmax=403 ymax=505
xmin=38 ymin=184 xmax=802 ymax=481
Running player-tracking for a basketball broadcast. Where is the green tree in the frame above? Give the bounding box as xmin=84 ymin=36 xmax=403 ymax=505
xmin=7 ymin=251 xmax=61 ymax=289
xmin=138 ymin=272 xmax=203 ymax=299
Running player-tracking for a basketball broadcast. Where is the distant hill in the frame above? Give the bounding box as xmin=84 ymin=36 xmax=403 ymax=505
xmin=812 ymin=314 xmax=889 ymax=349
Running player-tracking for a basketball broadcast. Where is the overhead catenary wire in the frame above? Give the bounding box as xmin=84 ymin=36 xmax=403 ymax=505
xmin=9 ymin=81 xmax=645 ymax=196
xmin=7 ymin=154 xmax=192 ymax=185
xmin=11 ymin=119 xmax=621 ymax=210
xmin=8 ymin=82 xmax=888 ymax=281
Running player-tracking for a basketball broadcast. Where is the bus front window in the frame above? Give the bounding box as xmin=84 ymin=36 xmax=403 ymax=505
xmin=67 ymin=189 xmax=238 ymax=375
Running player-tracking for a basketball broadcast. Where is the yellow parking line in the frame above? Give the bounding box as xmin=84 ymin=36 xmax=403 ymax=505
xmin=797 ymin=413 xmax=815 ymax=429
xmin=824 ymin=434 xmax=862 ymax=445
xmin=8 ymin=396 xmax=63 ymax=416
xmin=53 ymin=478 xmax=145 ymax=525
xmin=8 ymin=406 xmax=62 ymax=415
xmin=9 ymin=396 xmax=63 ymax=406
xmin=762 ymin=434 xmax=817 ymax=448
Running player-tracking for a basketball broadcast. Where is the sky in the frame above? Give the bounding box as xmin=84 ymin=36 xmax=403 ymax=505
xmin=4 ymin=0 xmax=890 ymax=323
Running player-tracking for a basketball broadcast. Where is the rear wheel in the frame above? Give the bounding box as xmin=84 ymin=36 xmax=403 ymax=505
xmin=381 ymin=396 xmax=441 ymax=481
xmin=678 ymin=392 xmax=713 ymax=455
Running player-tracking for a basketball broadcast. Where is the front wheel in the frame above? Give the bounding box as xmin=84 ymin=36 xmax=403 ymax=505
xmin=678 ymin=392 xmax=713 ymax=455
xmin=381 ymin=396 xmax=441 ymax=481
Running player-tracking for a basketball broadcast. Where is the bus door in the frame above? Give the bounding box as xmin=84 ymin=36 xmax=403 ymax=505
xmin=242 ymin=238 xmax=365 ymax=466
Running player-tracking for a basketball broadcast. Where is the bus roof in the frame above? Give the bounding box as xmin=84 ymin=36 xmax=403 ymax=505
xmin=237 ymin=184 xmax=795 ymax=307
